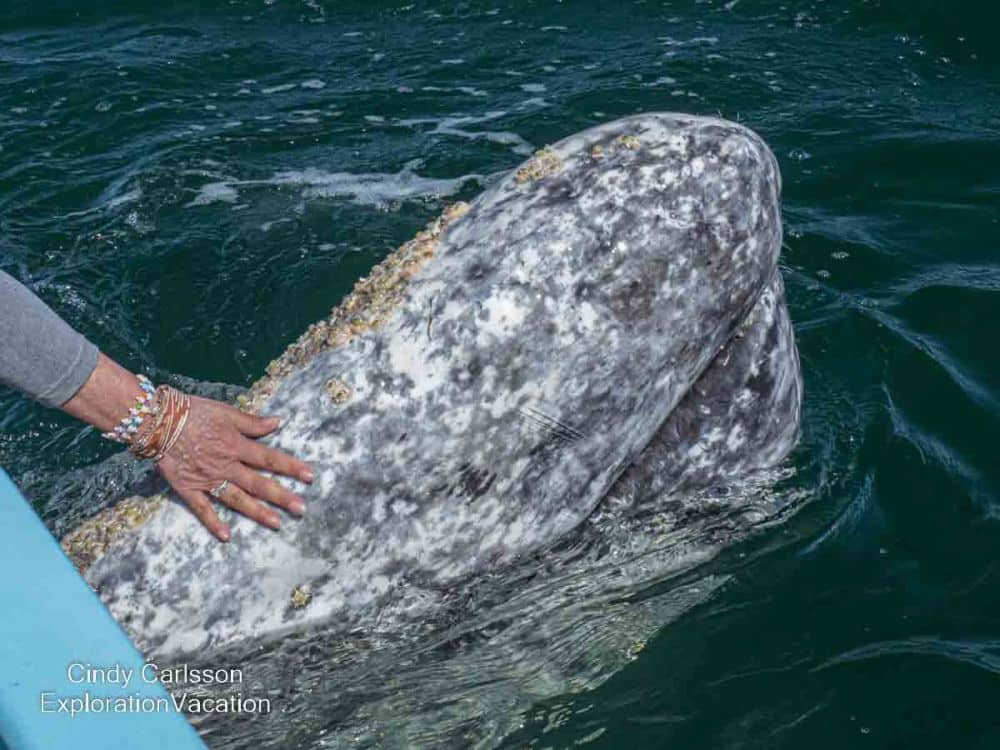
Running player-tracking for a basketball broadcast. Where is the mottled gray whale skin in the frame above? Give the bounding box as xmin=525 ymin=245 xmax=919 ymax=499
xmin=83 ymin=113 xmax=798 ymax=658
xmin=608 ymin=271 xmax=801 ymax=507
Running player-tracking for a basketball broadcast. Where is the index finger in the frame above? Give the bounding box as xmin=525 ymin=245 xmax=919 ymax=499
xmin=175 ymin=486 xmax=230 ymax=542
xmin=237 ymin=437 xmax=314 ymax=484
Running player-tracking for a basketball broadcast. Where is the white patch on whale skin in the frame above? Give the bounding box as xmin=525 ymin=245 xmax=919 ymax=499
xmin=477 ymin=289 xmax=529 ymax=341
xmin=388 ymin=334 xmax=444 ymax=400
xmin=441 ymin=406 xmax=474 ymax=434
xmin=577 ymin=302 xmax=600 ymax=333
xmin=725 ymin=423 xmax=747 ymax=453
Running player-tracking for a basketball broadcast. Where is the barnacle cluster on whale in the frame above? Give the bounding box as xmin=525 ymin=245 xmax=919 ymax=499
xmin=239 ymin=201 xmax=471 ymax=415
xmin=62 ymin=494 xmax=166 ymax=574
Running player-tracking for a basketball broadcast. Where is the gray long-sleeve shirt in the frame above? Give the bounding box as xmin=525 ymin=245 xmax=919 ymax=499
xmin=0 ymin=270 xmax=99 ymax=407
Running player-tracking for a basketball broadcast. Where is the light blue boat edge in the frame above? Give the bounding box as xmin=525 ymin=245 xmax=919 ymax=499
xmin=0 ymin=470 xmax=206 ymax=750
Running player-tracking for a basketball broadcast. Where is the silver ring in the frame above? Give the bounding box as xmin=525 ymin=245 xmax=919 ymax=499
xmin=209 ymin=480 xmax=230 ymax=499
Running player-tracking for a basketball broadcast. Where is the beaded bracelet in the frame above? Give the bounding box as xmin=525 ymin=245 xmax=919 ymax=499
xmin=101 ymin=378 xmax=192 ymax=464
xmin=101 ymin=375 xmax=157 ymax=444
xmin=129 ymin=386 xmax=167 ymax=456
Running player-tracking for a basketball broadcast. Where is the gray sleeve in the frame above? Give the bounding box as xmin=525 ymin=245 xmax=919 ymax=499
xmin=0 ymin=270 xmax=100 ymax=407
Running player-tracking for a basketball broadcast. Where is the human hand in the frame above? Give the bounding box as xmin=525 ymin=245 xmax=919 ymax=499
xmin=155 ymin=396 xmax=314 ymax=541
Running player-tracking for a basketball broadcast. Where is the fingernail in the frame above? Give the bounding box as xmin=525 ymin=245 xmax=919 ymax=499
xmin=271 ymin=417 xmax=283 ymax=429
xmin=291 ymin=500 xmax=306 ymax=517
xmin=218 ymin=526 xmax=231 ymax=542
xmin=301 ymin=470 xmax=315 ymax=483
xmin=267 ymin=514 xmax=282 ymax=530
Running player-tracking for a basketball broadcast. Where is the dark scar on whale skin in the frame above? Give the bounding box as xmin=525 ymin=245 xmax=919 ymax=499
xmin=64 ymin=112 xmax=799 ymax=659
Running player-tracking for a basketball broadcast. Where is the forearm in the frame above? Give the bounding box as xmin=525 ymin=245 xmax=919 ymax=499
xmin=0 ymin=270 xmax=99 ymax=407
xmin=61 ymin=352 xmax=144 ymax=433
xmin=2 ymin=271 xmax=312 ymax=541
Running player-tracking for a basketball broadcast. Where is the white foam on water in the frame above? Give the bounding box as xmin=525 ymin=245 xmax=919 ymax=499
xmin=186 ymin=168 xmax=484 ymax=209
xmin=419 ymin=85 xmax=489 ymax=97
xmin=187 ymin=182 xmax=239 ymax=206
xmin=269 ymin=167 xmax=483 ymax=204
xmin=104 ymin=187 xmax=142 ymax=210
xmin=261 ymin=83 xmax=296 ymax=94
xmin=644 ymin=76 xmax=679 ymax=87
xmin=517 ymin=97 xmax=550 ymax=110
xmin=396 ymin=111 xmax=533 ymax=155
xmin=658 ymin=35 xmax=719 ymax=47
xmin=65 ymin=182 xmax=144 ymax=218
xmin=261 ymin=217 xmax=293 ymax=232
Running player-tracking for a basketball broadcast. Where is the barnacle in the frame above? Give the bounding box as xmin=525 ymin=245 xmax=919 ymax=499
xmin=61 ymin=495 xmax=167 ymax=574
xmin=616 ymin=134 xmax=641 ymax=150
xmin=290 ymin=584 xmax=313 ymax=609
xmin=324 ymin=378 xmax=352 ymax=405
xmin=514 ymin=147 xmax=562 ymax=184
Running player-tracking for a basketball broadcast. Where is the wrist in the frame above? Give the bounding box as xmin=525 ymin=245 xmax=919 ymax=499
xmin=61 ymin=353 xmax=149 ymax=434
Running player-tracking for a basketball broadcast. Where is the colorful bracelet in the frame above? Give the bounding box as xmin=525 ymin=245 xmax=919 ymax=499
xmin=131 ymin=385 xmax=191 ymax=463
xmin=129 ymin=386 xmax=167 ymax=455
xmin=153 ymin=391 xmax=191 ymax=462
xmin=101 ymin=375 xmax=157 ymax=444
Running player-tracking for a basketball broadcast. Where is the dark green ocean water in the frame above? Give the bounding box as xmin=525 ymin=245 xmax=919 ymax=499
xmin=2 ymin=1 xmax=999 ymax=748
